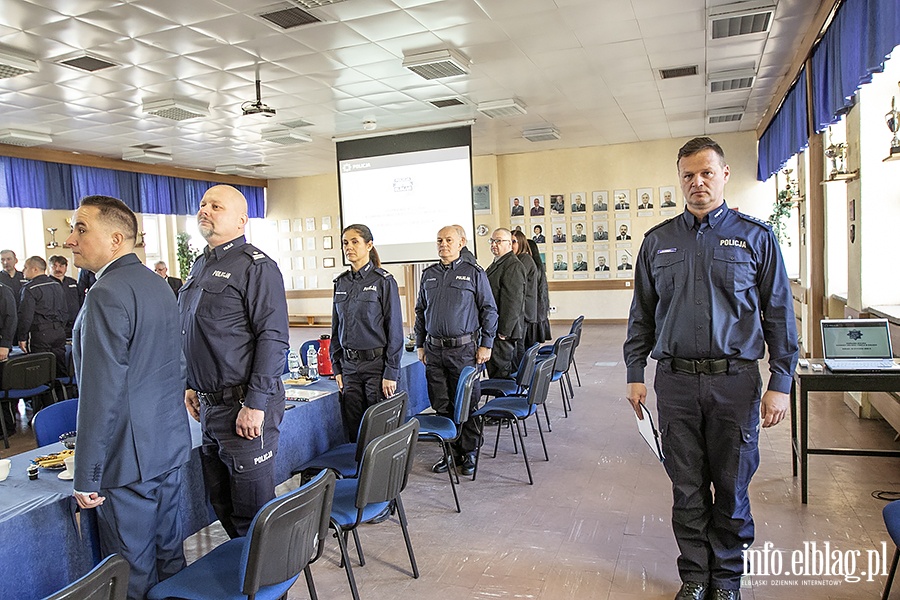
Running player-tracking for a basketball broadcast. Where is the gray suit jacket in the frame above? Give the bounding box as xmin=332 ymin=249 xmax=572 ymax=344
xmin=73 ymin=254 xmax=191 ymax=491
xmin=485 ymin=252 xmax=526 ymax=339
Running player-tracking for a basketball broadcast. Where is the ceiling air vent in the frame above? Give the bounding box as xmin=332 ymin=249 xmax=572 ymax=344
xmin=708 ymin=107 xmax=745 ymax=123
xmin=142 ymin=97 xmax=210 ymax=121
xmin=280 ymin=118 xmax=314 ymax=128
xmin=289 ymin=0 xmax=349 ymax=8
xmin=58 ymin=53 xmax=118 ymax=72
xmin=477 ymin=98 xmax=527 ymax=118
xmin=429 ymin=97 xmax=467 ymax=109
xmin=0 ymin=129 xmax=51 ymax=147
xmin=261 ymin=127 xmax=313 ymax=145
xmin=122 ymin=148 xmax=172 ymax=164
xmin=709 ymin=68 xmax=757 ymax=92
xmin=522 ymin=126 xmax=560 ymax=142
xmin=403 ymin=49 xmax=470 ymax=80
xmin=659 ymin=65 xmax=698 ymax=80
xmin=709 ymin=1 xmax=776 ymax=40
xmin=0 ymin=49 xmax=38 ymax=79
xmin=215 ymin=164 xmax=258 ymax=176
xmin=257 ymin=3 xmax=321 ymax=29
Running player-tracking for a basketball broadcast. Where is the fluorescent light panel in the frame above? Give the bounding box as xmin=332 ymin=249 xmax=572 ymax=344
xmin=215 ymin=164 xmax=257 ymax=176
xmin=0 ymin=129 xmax=51 ymax=146
xmin=122 ymin=148 xmax=172 ymax=163
xmin=0 ymin=50 xmax=38 ymax=79
xmin=477 ymin=98 xmax=527 ymax=118
xmin=261 ymin=128 xmax=313 ymax=145
xmin=709 ymin=1 xmax=776 ymax=39
xmin=709 ymin=68 xmax=757 ymax=92
xmin=522 ymin=126 xmax=560 ymax=142
xmin=142 ymin=97 xmax=210 ymax=121
xmin=402 ymin=49 xmax=470 ymax=80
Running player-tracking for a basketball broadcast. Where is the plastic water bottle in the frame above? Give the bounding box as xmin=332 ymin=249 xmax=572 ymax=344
xmin=287 ymin=349 xmax=301 ymax=379
xmin=306 ymin=346 xmax=319 ymax=380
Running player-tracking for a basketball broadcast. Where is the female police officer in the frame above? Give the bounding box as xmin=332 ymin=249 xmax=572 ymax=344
xmin=331 ymin=224 xmax=404 ymax=442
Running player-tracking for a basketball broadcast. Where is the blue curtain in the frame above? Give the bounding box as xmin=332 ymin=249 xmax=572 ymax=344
xmin=0 ymin=155 xmax=265 ymax=217
xmin=757 ymin=68 xmax=809 ymax=181
xmin=810 ymin=0 xmax=900 ymax=133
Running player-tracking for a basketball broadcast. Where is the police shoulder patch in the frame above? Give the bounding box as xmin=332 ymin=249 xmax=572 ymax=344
xmin=734 ymin=210 xmax=773 ymax=231
xmin=644 ymin=215 xmax=679 ymax=237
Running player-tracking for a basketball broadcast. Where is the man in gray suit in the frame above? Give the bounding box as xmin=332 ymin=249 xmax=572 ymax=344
xmin=66 ymin=195 xmax=191 ymax=600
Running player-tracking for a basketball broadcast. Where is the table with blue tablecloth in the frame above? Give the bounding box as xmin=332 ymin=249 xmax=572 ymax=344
xmin=0 ymin=352 xmax=427 ymax=600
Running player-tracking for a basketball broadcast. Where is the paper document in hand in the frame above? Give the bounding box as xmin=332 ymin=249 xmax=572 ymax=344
xmin=635 ymin=403 xmax=665 ymax=462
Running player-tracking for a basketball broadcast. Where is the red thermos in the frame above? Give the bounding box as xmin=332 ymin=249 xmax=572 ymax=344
xmin=317 ymin=335 xmax=333 ymax=376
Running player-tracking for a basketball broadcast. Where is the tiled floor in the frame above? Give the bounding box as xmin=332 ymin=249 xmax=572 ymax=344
xmin=6 ymin=323 xmax=900 ymax=599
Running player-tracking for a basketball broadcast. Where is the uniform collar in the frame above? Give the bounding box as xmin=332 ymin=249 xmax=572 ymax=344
xmin=681 ymin=200 xmax=729 ymax=230
xmin=206 ymin=235 xmax=246 ymax=261
xmin=351 ymin=261 xmax=373 ymax=279
xmin=440 ymin=257 xmax=462 ymax=270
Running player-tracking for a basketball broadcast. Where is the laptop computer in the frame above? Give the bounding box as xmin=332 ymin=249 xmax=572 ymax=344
xmin=820 ymin=318 xmax=899 ymax=372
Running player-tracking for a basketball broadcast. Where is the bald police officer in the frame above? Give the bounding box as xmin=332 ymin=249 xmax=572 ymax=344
xmin=180 ymin=185 xmax=289 ymax=539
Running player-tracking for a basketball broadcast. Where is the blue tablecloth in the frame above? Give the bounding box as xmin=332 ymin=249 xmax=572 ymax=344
xmin=0 ymin=351 xmax=427 ymax=600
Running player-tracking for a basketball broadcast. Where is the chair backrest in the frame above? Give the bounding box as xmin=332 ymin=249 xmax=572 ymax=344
xmin=240 ymin=469 xmax=336 ymax=595
xmin=514 ymin=344 xmax=541 ymax=389
xmin=526 ymin=355 xmax=555 ymax=407
xmin=550 ymin=334 xmax=576 ymax=374
xmin=570 ymin=316 xmax=584 ymax=349
xmin=1 ymin=352 xmax=56 ymax=394
xmin=299 ymin=340 xmax=319 ymax=366
xmin=354 ymin=391 xmax=408 ymax=463
xmin=885 ymin=499 xmax=900 ymax=548
xmin=354 ymin=419 xmax=419 ymax=511
xmin=33 ymin=398 xmax=78 ymax=447
xmin=451 ymin=366 xmax=479 ymax=425
xmin=43 ymin=553 xmax=130 ymax=600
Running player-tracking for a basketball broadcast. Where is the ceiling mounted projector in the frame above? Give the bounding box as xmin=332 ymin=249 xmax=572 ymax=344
xmin=242 ymin=78 xmax=276 ymax=117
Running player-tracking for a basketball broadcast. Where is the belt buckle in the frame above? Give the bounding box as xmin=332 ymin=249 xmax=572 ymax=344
xmin=346 ymin=349 xmax=358 ymax=360
xmin=695 ymin=359 xmax=709 ymax=375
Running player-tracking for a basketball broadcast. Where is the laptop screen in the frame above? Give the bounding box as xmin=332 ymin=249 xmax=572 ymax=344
xmin=821 ymin=319 xmax=894 ymax=360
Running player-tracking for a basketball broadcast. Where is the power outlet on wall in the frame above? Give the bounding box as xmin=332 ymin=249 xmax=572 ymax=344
xmin=549 ymin=305 xmax=557 ymax=313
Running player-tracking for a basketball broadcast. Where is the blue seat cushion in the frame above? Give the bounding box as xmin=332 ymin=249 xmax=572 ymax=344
xmin=480 ymin=379 xmax=521 ymax=397
xmin=414 ymin=414 xmax=458 ymax=440
xmin=298 ymin=443 xmax=358 ymax=478
xmin=330 ymin=478 xmax=391 ymax=528
xmin=2 ymin=385 xmax=50 ymax=399
xmin=472 ymin=397 xmax=536 ymax=420
xmin=147 ymin=537 xmax=299 ymax=600
xmin=550 ymin=371 xmax=564 ymax=383
xmin=885 ymin=500 xmax=900 ymax=547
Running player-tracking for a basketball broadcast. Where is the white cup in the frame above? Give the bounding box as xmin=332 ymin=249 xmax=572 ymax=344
xmin=0 ymin=458 xmax=11 ymax=482
xmin=63 ymin=456 xmax=75 ymax=477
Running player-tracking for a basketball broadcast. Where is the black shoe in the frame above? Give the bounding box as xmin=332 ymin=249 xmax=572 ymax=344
xmin=675 ymin=582 xmax=708 ymax=600
xmin=709 ymin=590 xmax=739 ymax=600
xmin=432 ymin=455 xmax=454 ymax=474
xmin=459 ymin=454 xmax=476 ymax=476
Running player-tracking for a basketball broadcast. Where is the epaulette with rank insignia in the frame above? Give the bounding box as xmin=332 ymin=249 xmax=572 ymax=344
xmin=644 ymin=215 xmax=680 ymax=237
xmin=374 ymin=267 xmax=393 ymax=279
xmin=242 ymin=244 xmax=271 ymax=262
xmin=734 ymin=210 xmax=773 ymax=231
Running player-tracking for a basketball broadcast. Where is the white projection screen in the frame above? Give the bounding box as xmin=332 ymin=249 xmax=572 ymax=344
xmin=336 ymin=126 xmax=475 ymax=264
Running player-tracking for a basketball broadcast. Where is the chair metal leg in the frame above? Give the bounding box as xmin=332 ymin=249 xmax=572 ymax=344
xmin=351 ymin=528 xmax=365 ymax=566
xmin=508 ymin=418 xmax=519 ymax=454
xmin=542 ymin=404 xmax=552 ymax=432
xmin=566 ymin=370 xmax=575 ymax=398
xmin=444 ymin=441 xmax=461 ymax=512
xmin=492 ymin=420 xmax=502 ymax=458
xmin=559 ymin=380 xmax=569 ymax=417
xmin=330 ymin=520 xmax=360 ymax=600
xmin=394 ymin=496 xmax=419 ymax=578
xmin=883 ymin=546 xmax=898 ymax=600
xmin=473 ymin=424 xmax=483 ymax=481
xmin=534 ymin=413 xmax=549 ymax=461
xmin=513 ymin=419 xmax=533 ymax=485
xmin=573 ymin=358 xmax=581 ymax=386
xmin=0 ymin=402 xmax=9 ymax=449
xmin=304 ymin=565 xmax=318 ymax=600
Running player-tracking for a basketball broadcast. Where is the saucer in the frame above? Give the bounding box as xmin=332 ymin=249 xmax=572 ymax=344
xmin=58 ymin=471 xmax=74 ymax=481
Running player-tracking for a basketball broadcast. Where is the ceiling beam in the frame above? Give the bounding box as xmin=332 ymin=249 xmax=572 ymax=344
xmin=0 ymin=144 xmax=266 ymax=188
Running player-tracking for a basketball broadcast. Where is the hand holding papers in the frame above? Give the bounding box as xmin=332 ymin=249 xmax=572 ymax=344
xmin=635 ymin=403 xmax=665 ymax=462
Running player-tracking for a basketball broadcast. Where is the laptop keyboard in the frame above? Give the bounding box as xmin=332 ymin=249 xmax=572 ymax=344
xmin=825 ymin=359 xmax=896 ymax=369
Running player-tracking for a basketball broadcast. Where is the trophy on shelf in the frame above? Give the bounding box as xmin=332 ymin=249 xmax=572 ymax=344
xmin=824 ymin=127 xmax=848 ymax=178
xmin=136 ymin=231 xmax=146 ymax=248
xmin=886 ymin=82 xmax=900 ymax=157
xmin=46 ymin=227 xmax=59 ymax=248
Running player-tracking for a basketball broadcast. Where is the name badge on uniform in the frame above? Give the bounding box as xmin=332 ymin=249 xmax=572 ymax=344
xmin=362 ymin=285 xmax=377 ymax=292
xmin=657 ymin=248 xmax=677 ymax=254
xmin=212 ymin=270 xmax=231 ymax=279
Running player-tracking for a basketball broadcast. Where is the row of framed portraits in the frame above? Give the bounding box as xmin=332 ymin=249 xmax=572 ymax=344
xmin=518 ymin=219 xmax=635 ymax=243
xmin=539 ymin=249 xmax=634 ymax=279
xmin=509 ymin=187 xmax=679 ymax=218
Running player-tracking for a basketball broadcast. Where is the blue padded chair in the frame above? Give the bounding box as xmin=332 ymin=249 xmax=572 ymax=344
xmin=148 ymin=470 xmax=337 ymax=600
xmin=538 ymin=316 xmax=583 ymax=392
xmin=883 ymin=499 xmax=900 ymax=600
xmin=414 ymin=366 xmax=478 ymax=512
xmin=329 ymin=419 xmax=419 ymax=600
xmin=33 ymin=398 xmax=78 ymax=447
xmin=56 ymin=345 xmax=77 ymax=400
xmin=1 ymin=352 xmax=57 ymax=449
xmin=43 ymin=553 xmax=130 ymax=600
xmin=471 ymin=356 xmax=554 ymax=485
xmin=299 ymin=340 xmax=319 ymax=366
xmin=294 ymin=391 xmax=408 ymax=479
xmin=480 ymin=343 xmax=540 ymax=399
xmin=538 ymin=334 xmax=576 ymax=419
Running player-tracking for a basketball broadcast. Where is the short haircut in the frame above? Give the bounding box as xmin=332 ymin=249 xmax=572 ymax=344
xmin=49 ymin=255 xmax=68 ymax=266
xmin=677 ymin=137 xmax=726 ymax=166
xmin=155 ymin=261 xmax=167 ymax=268
xmin=79 ymin=195 xmax=138 ymax=242
xmin=493 ymin=227 xmax=511 ymax=239
xmin=0 ymin=249 xmax=15 ymax=258
xmin=25 ymin=255 xmax=47 ymax=271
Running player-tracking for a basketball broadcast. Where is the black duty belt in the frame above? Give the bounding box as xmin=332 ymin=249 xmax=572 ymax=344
xmin=197 ymin=384 xmax=248 ymax=407
xmin=344 ymin=347 xmax=384 ymax=361
xmin=669 ymin=357 xmax=757 ymax=375
xmin=426 ymin=333 xmax=475 ymax=348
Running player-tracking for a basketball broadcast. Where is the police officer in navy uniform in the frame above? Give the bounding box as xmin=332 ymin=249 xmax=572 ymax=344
xmin=180 ymin=185 xmax=289 ymax=539
xmin=0 ymin=282 xmax=17 ymax=433
xmin=49 ymin=255 xmax=83 ymax=337
xmin=0 ymin=250 xmax=27 ymax=307
xmin=624 ymin=138 xmax=798 ymax=600
xmin=17 ymin=256 xmax=68 ymax=378
xmin=415 ymin=225 xmax=498 ymax=476
xmin=331 ymin=224 xmax=403 ymax=442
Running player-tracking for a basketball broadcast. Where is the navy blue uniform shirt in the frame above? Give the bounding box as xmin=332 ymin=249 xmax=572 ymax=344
xmin=414 ymin=257 xmax=498 ymax=348
xmin=17 ymin=274 xmax=67 ymax=340
xmin=179 ymin=236 xmax=289 ymax=411
xmin=0 ymin=283 xmax=15 ymax=349
xmin=624 ymin=203 xmax=799 ymax=394
xmin=52 ymin=275 xmax=82 ymax=334
xmin=331 ymin=261 xmax=404 ymax=380
xmin=0 ymin=270 xmax=26 ymax=306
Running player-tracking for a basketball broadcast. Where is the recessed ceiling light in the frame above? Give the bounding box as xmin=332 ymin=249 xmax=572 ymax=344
xmin=0 ymin=49 xmax=38 ymax=79
xmin=708 ymin=1 xmax=776 ymax=40
xmin=403 ymin=49 xmax=470 ymax=80
xmin=522 ymin=126 xmax=560 ymax=142
xmin=0 ymin=129 xmax=52 ymax=146
xmin=122 ymin=148 xmax=172 ymax=164
xmin=142 ymin=97 xmax=210 ymax=121
xmin=477 ymin=98 xmax=527 ymax=118
xmin=261 ymin=128 xmax=313 ymax=145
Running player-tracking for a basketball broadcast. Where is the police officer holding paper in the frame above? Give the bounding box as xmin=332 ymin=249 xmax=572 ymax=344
xmin=624 ymin=137 xmax=798 ymax=600
xmin=415 ymin=225 xmax=497 ymax=476
xmin=180 ymin=184 xmax=289 ymax=539
xmin=331 ymin=224 xmax=404 ymax=442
